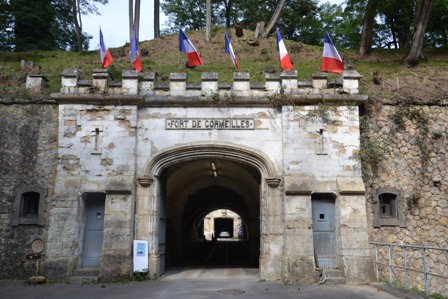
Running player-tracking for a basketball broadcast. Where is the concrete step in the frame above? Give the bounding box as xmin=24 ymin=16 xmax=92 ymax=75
xmin=70 ymin=268 xmax=99 ymax=284
xmin=72 ymin=268 xmax=99 ymax=277
xmin=69 ymin=276 xmax=98 ymax=284
xmin=318 ymin=269 xmax=347 ymax=285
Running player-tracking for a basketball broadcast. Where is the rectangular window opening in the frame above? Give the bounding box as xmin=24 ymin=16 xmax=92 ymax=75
xmin=21 ymin=192 xmax=40 ymax=218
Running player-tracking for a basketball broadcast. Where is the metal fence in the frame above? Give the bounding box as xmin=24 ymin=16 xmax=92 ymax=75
xmin=371 ymin=242 xmax=448 ymax=299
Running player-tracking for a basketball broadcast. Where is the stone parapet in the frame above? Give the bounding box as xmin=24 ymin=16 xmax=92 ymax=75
xmin=50 ymin=69 xmax=363 ymax=98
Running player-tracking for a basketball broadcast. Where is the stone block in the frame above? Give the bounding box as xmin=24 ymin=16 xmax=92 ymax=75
xmin=26 ymin=75 xmax=48 ymax=92
xmin=92 ymin=69 xmax=110 ymax=93
xmin=312 ymin=73 xmax=328 ymax=89
xmin=122 ymin=70 xmax=139 ymax=95
xmin=343 ymin=256 xmax=375 ymax=284
xmin=233 ymin=72 xmax=250 ymax=91
xmin=201 ymin=72 xmax=218 ymax=94
xmin=139 ymin=72 xmax=155 ymax=95
xmin=99 ymin=254 xmax=132 ymax=282
xmin=280 ymin=70 xmax=298 ymax=93
xmin=169 ymin=73 xmax=186 ymax=96
xmin=265 ymin=73 xmax=280 ymax=92
xmin=336 ymin=176 xmax=365 ymax=194
xmin=281 ymin=255 xmax=315 ymax=284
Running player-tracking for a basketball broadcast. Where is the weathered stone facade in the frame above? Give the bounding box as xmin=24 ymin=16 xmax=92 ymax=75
xmin=0 ymin=104 xmax=58 ymax=279
xmin=1 ymin=68 xmax=445 ymax=296
xmin=363 ymin=101 xmax=448 ymax=296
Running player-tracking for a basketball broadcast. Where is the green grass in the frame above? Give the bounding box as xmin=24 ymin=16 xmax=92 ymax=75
xmin=1 ymin=29 xmax=448 ymax=98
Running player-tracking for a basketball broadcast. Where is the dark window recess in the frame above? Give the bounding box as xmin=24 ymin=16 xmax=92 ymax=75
xmin=10 ymin=185 xmax=46 ymax=226
xmin=21 ymin=192 xmax=40 ymax=218
xmin=379 ymin=193 xmax=396 ymax=218
xmin=319 ymin=214 xmax=325 ymax=220
xmin=373 ymin=188 xmax=406 ymax=228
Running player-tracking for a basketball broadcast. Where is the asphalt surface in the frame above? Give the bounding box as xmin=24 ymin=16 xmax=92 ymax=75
xmin=0 ymin=267 xmax=424 ymax=299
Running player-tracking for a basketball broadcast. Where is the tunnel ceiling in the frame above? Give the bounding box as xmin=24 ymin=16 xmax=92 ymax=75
xmin=164 ymin=158 xmax=261 ymax=200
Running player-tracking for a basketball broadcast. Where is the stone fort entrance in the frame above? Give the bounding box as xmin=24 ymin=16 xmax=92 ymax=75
xmin=137 ymin=145 xmax=273 ymax=276
xmin=37 ymin=69 xmax=374 ymax=284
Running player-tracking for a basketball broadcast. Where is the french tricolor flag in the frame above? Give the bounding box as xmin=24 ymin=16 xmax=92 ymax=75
xmin=179 ymin=29 xmax=203 ymax=67
xmin=129 ymin=26 xmax=142 ymax=72
xmin=321 ymin=31 xmax=344 ymax=74
xmin=99 ymin=28 xmax=113 ymax=69
xmin=276 ymin=27 xmax=292 ymax=71
xmin=225 ymin=32 xmax=240 ymax=71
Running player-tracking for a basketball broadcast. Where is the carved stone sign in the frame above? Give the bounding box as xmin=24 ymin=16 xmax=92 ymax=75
xmin=166 ymin=118 xmax=255 ymax=130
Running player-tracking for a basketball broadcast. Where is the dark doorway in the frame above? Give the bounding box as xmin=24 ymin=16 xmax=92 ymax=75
xmin=159 ymin=159 xmax=261 ymax=271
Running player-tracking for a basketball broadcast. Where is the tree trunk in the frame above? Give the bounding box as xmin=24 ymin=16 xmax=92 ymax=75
xmin=254 ymin=21 xmax=265 ymax=39
xmin=154 ymin=0 xmax=160 ymax=38
xmin=205 ymin=0 xmax=211 ymax=42
xmin=359 ymin=0 xmax=378 ymax=55
xmin=262 ymin=0 xmax=287 ymax=39
xmin=403 ymin=0 xmax=434 ymax=67
xmin=72 ymin=0 xmax=83 ymax=51
xmin=134 ymin=0 xmax=141 ymax=42
xmin=224 ymin=0 xmax=233 ymax=28
xmin=129 ymin=0 xmax=133 ymax=43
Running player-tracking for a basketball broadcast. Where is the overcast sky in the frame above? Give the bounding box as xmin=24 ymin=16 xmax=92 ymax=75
xmin=84 ymin=0 xmax=343 ymax=51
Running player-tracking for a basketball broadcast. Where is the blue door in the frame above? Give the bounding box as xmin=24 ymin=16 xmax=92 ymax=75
xmin=312 ymin=197 xmax=336 ymax=268
xmin=82 ymin=194 xmax=105 ymax=268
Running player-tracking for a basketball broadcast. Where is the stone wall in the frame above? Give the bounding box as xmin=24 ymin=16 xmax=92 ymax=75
xmin=0 ymin=104 xmax=58 ymax=279
xmin=363 ymin=100 xmax=448 ymax=296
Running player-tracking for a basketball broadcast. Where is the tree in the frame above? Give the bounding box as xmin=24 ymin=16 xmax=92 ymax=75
xmin=359 ymin=0 xmax=378 ymax=55
xmin=206 ymin=0 xmax=212 ymax=42
xmin=403 ymin=0 xmax=434 ymax=67
xmin=161 ymin=0 xmax=208 ymax=32
xmin=129 ymin=0 xmax=141 ymax=43
xmin=71 ymin=0 xmax=108 ymax=51
xmin=12 ymin=0 xmax=57 ymax=51
xmin=0 ymin=0 xmax=14 ymax=51
xmin=154 ymin=0 xmax=160 ymax=38
xmin=319 ymin=2 xmax=363 ymax=49
xmin=262 ymin=0 xmax=287 ymax=38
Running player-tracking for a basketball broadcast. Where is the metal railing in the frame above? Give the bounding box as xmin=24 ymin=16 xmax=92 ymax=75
xmin=371 ymin=242 xmax=448 ymax=299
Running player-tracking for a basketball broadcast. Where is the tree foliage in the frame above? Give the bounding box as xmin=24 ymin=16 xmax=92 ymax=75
xmin=0 ymin=0 xmax=107 ymax=51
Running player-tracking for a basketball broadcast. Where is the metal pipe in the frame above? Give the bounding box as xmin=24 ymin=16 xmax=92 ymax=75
xmin=404 ymin=246 xmax=408 ymax=291
xmin=423 ymin=248 xmax=428 ymax=299
xmin=388 ymin=245 xmax=393 ymax=285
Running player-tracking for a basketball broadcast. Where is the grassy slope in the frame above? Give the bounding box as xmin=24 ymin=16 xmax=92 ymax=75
xmin=0 ymin=27 xmax=447 ymax=100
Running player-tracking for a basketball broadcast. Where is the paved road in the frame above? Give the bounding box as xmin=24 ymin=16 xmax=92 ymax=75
xmin=0 ymin=267 xmax=422 ymax=299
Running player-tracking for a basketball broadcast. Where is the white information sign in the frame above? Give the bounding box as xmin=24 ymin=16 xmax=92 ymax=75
xmin=133 ymin=240 xmax=148 ymax=272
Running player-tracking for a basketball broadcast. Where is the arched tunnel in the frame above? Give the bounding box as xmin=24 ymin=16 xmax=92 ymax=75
xmin=159 ymin=158 xmax=261 ymax=271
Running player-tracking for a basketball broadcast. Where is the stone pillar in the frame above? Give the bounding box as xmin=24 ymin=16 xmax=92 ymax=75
xmin=312 ymin=73 xmax=329 ymax=89
xmin=281 ymin=176 xmax=316 ymax=284
xmin=280 ymin=70 xmax=298 ymax=93
xmin=140 ymin=72 xmax=155 ymax=95
xmin=60 ymin=69 xmax=82 ymax=94
xmin=265 ymin=73 xmax=280 ymax=93
xmin=259 ymin=178 xmax=284 ymax=281
xmin=232 ymin=72 xmax=250 ymax=95
xmin=342 ymin=70 xmax=362 ymax=94
xmin=99 ymin=191 xmax=133 ymax=281
xmin=336 ymin=176 xmax=375 ymax=284
xmin=92 ymin=69 xmax=110 ymax=93
xmin=201 ymin=72 xmax=218 ymax=95
xmin=122 ymin=70 xmax=139 ymax=95
xmin=25 ymin=74 xmax=48 ymax=93
xmin=170 ymin=73 xmax=186 ymax=96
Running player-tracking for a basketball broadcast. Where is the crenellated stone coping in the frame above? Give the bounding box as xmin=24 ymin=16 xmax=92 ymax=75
xmin=25 ymin=74 xmax=49 ymax=93
xmin=52 ymin=68 xmax=362 ymax=97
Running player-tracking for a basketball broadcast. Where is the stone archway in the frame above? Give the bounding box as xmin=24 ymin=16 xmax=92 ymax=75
xmin=135 ymin=142 xmax=282 ymax=279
